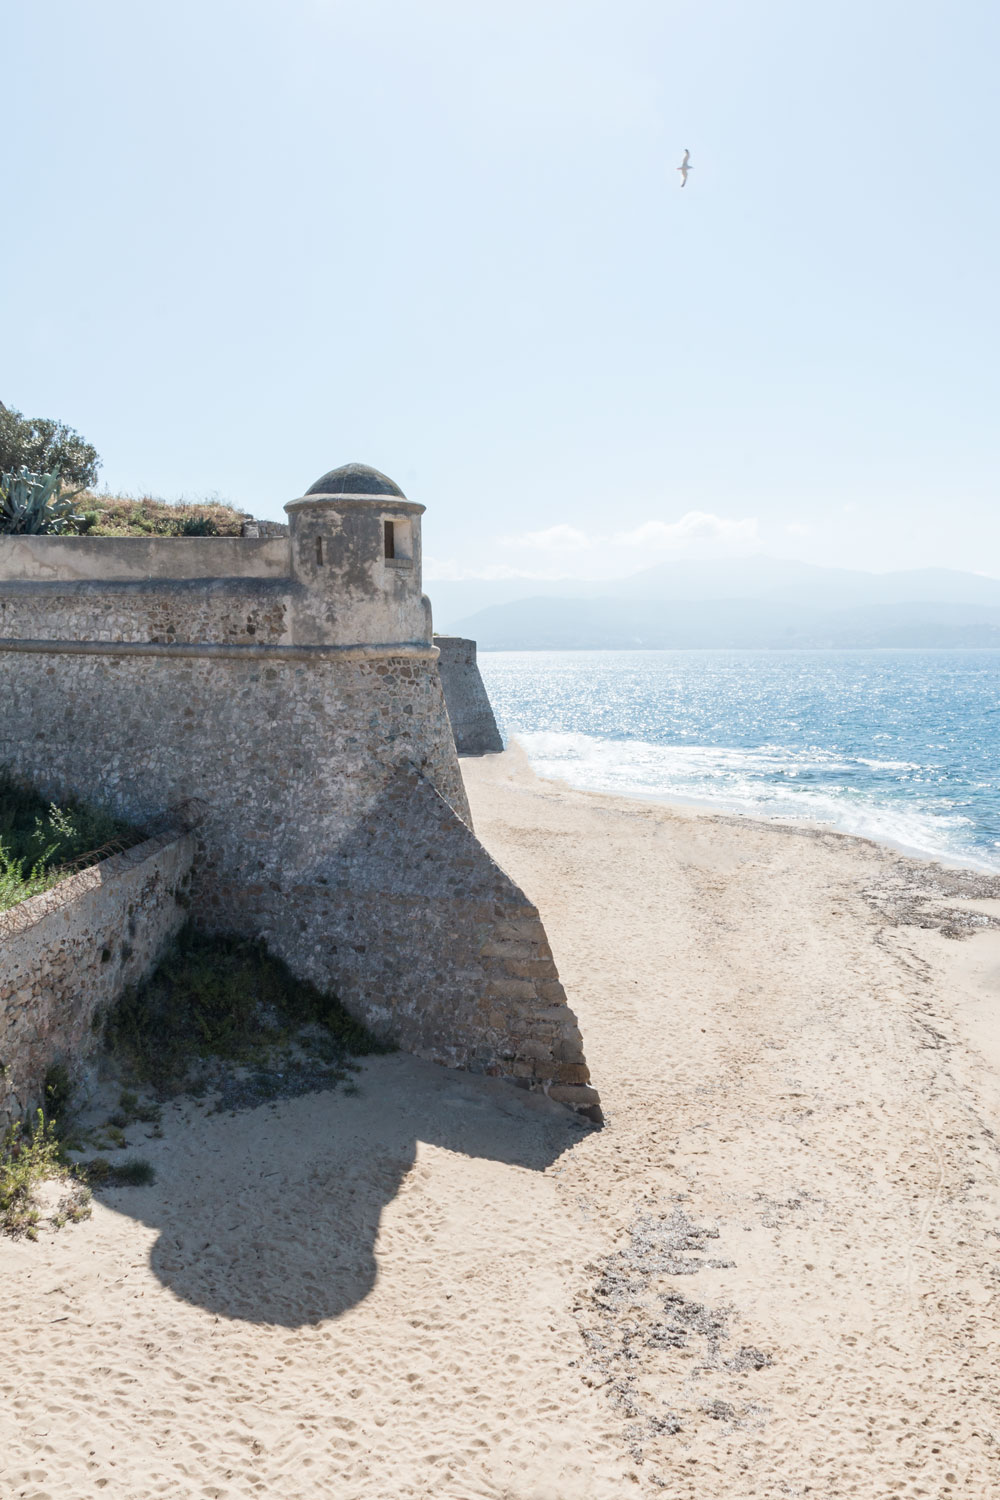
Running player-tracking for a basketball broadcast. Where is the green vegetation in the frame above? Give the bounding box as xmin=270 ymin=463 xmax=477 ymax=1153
xmin=0 ymin=468 xmax=85 ymax=535
xmin=0 ymin=406 xmax=100 ymax=490
xmin=104 ymin=924 xmax=386 ymax=1093
xmin=73 ymin=493 xmax=251 ymax=537
xmin=108 ymin=1089 xmax=162 ymax=1129
xmin=1 ymin=918 xmax=375 ymax=1239
xmin=0 ymin=1081 xmax=158 ymax=1240
xmin=81 ymin=1155 xmax=156 ymax=1188
xmin=43 ymin=1063 xmax=74 ymax=1127
xmin=0 ymin=771 xmax=141 ymax=912
xmin=0 ymin=1113 xmax=64 ymax=1237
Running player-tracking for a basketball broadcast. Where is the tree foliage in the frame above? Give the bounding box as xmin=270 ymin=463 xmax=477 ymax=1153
xmin=0 ymin=405 xmax=100 ymax=489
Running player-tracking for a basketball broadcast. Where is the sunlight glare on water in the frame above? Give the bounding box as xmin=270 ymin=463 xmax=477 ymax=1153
xmin=478 ymin=650 xmax=1000 ymax=871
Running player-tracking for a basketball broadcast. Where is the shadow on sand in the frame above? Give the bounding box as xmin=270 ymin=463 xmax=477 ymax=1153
xmin=90 ymin=1053 xmax=591 ymax=1327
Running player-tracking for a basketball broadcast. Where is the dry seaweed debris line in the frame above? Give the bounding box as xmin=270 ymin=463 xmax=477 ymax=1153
xmin=862 ymin=858 xmax=1000 ymax=939
xmin=574 ymin=1205 xmax=772 ymax=1482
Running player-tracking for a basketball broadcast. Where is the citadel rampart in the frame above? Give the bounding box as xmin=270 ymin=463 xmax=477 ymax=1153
xmin=435 ymin=636 xmax=504 ymax=755
xmin=0 ymin=464 xmax=600 ymax=1121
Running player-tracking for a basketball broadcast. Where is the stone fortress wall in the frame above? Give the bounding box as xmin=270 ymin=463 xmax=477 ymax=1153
xmin=434 ymin=636 xmax=504 ymax=756
xmin=0 ymin=465 xmax=600 ymax=1121
xmin=0 ymin=829 xmax=194 ymax=1129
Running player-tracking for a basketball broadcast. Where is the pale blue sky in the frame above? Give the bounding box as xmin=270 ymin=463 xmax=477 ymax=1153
xmin=7 ymin=0 xmax=998 ymax=580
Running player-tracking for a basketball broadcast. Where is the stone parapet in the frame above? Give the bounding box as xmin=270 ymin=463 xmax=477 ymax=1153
xmin=0 ymin=535 xmax=290 ymax=583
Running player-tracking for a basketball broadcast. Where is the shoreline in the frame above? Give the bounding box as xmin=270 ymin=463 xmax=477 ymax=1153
xmin=503 ymin=732 xmax=1000 ymax=879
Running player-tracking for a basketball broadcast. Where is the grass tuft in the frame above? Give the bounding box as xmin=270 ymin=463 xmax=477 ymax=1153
xmin=103 ymin=923 xmax=387 ymax=1094
xmin=1 ymin=1078 xmax=157 ymax=1239
xmin=0 ymin=769 xmax=141 ymax=912
xmin=82 ymin=1156 xmax=156 ymax=1188
xmin=73 ymin=493 xmax=250 ymax=537
xmin=0 ymin=1113 xmax=62 ymax=1238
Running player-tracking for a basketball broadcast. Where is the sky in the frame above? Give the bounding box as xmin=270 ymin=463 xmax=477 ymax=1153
xmin=6 ymin=0 xmax=999 ymax=582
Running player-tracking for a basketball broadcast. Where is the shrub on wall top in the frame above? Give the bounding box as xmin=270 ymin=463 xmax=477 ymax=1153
xmin=0 ymin=469 xmax=84 ymax=536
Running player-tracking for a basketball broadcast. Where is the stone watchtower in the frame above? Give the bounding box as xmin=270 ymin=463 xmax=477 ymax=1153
xmin=285 ymin=462 xmax=432 ymax=649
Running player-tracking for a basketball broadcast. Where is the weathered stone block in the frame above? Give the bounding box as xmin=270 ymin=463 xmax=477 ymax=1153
xmin=435 ymin=637 xmax=504 ymax=756
xmin=547 ymin=1084 xmax=601 ymax=1107
xmin=553 ymin=1062 xmax=591 ymax=1085
xmin=503 ymin=958 xmax=559 ymax=980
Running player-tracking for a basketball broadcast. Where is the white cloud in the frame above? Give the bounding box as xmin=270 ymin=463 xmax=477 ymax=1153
xmin=785 ymin=521 xmax=811 ymax=537
xmin=423 ymin=556 xmax=573 ymax=582
xmin=612 ymin=512 xmax=760 ymax=553
xmin=441 ymin=510 xmax=762 ymax=580
xmin=503 ymin=523 xmax=594 ymax=552
xmin=499 ymin=510 xmax=760 ymax=557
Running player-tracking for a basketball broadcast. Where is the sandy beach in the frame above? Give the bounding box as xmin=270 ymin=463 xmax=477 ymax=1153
xmin=3 ymin=744 xmax=1000 ymax=1498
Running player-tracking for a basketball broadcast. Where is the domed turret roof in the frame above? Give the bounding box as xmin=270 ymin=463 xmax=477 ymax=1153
xmin=305 ymin=462 xmax=406 ymax=498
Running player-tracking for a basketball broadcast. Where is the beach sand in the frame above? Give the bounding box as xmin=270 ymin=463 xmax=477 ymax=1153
xmin=3 ymin=745 xmax=999 ymax=1498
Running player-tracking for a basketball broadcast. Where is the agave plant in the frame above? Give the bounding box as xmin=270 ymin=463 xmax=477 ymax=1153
xmin=0 ymin=467 xmax=84 ymax=535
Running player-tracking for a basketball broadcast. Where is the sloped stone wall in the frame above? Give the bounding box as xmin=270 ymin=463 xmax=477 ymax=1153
xmin=0 ymin=650 xmax=470 ymax=913
xmin=435 ymin=636 xmax=504 ymax=755
xmin=244 ymin=768 xmax=601 ymax=1120
xmin=0 ymin=831 xmax=194 ymax=1129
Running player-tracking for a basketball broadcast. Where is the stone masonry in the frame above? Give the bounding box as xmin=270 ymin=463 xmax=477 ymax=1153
xmin=434 ymin=636 xmax=504 ymax=756
xmin=0 ymin=830 xmax=194 ymax=1129
xmin=0 ymin=464 xmax=601 ymax=1121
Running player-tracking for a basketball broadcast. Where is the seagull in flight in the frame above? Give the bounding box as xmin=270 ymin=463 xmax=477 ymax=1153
xmin=677 ymin=148 xmax=692 ymax=187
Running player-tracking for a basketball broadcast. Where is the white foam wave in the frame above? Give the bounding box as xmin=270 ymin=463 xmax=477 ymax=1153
xmin=514 ymin=731 xmax=999 ymax=872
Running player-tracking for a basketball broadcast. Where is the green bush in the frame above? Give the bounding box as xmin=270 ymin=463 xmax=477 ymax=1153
xmin=0 ymin=1112 xmax=62 ymax=1237
xmin=179 ymin=514 xmax=220 ymax=536
xmin=82 ymin=1156 xmax=156 ymax=1188
xmin=43 ymin=1064 xmax=74 ymax=1127
xmin=0 ymin=406 xmax=99 ymax=489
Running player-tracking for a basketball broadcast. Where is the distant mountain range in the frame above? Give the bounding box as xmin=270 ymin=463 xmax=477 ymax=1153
xmin=429 ymin=558 xmax=1000 ymax=650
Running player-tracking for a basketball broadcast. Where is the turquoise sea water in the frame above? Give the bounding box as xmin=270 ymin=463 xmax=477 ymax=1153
xmin=478 ymin=650 xmax=1000 ymax=871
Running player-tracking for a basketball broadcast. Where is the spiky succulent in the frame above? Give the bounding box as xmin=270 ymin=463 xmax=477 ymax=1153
xmin=0 ymin=468 xmax=83 ymax=535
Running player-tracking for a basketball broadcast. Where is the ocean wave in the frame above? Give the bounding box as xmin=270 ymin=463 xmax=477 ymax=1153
xmin=514 ymin=730 xmax=997 ymax=871
xmin=480 ymin=648 xmax=1000 ymax=873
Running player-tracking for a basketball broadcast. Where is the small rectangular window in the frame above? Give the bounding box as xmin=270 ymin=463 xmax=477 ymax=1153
xmin=383 ymin=520 xmax=395 ymax=559
xmin=315 ymin=536 xmax=324 ymax=566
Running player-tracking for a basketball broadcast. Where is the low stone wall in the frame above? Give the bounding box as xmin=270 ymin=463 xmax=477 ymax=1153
xmin=435 ymin=636 xmax=504 ymax=756
xmin=0 ymin=830 xmax=195 ymax=1129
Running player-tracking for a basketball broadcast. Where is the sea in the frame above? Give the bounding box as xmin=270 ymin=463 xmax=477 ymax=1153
xmin=478 ymin=649 xmax=1000 ymax=872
